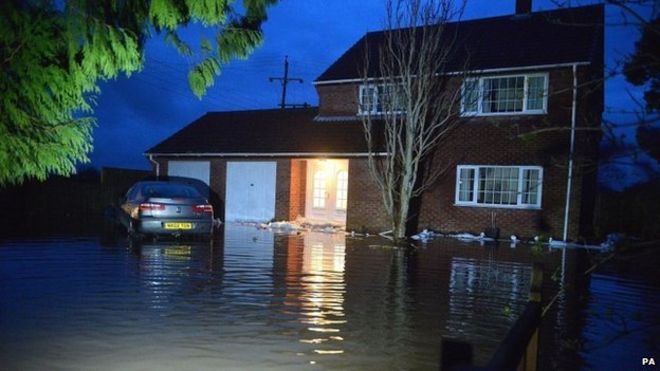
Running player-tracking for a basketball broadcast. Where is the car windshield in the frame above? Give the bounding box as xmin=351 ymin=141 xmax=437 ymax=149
xmin=140 ymin=184 xmax=200 ymax=199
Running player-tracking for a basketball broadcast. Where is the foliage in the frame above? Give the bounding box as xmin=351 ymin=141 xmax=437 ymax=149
xmin=621 ymin=13 xmax=660 ymax=166
xmin=636 ymin=125 xmax=660 ymax=161
xmin=623 ymin=17 xmax=659 ymax=112
xmin=0 ymin=0 xmax=275 ymax=186
xmin=597 ymin=179 xmax=660 ymax=240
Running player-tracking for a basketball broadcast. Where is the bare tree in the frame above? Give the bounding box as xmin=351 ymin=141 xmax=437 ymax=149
xmin=360 ymin=0 xmax=466 ymax=240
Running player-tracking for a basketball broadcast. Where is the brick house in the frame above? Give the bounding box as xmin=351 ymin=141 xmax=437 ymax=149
xmin=145 ymin=3 xmax=603 ymax=241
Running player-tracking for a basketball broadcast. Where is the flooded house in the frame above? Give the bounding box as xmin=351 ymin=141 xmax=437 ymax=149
xmin=145 ymin=3 xmax=604 ymax=241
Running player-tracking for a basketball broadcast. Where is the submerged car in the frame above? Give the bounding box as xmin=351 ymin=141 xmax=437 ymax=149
xmin=118 ymin=181 xmax=214 ymax=238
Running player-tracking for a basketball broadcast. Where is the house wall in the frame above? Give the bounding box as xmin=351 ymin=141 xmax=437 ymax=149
xmin=317 ymin=84 xmax=360 ymax=117
xmin=289 ymin=159 xmax=307 ymax=220
xmin=315 ymin=66 xmax=601 ymax=239
xmin=345 ymin=158 xmax=390 ymax=232
xmin=153 ymin=157 xmax=304 ymax=222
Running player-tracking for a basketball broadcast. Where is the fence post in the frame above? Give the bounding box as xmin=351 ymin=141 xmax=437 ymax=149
xmin=529 ymin=263 xmax=543 ymax=303
xmin=525 ymin=263 xmax=544 ymax=371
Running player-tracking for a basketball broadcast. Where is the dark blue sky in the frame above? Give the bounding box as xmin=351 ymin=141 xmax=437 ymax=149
xmin=90 ymin=0 xmax=654 ymax=189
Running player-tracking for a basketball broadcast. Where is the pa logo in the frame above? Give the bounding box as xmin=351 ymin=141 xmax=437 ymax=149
xmin=643 ymin=357 xmax=656 ymax=366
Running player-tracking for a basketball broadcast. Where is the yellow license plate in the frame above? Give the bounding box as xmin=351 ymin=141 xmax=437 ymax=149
xmin=164 ymin=222 xmax=193 ymax=230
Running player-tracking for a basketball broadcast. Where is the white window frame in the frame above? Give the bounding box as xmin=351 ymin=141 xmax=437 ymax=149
xmin=312 ymin=171 xmax=326 ymax=209
xmin=335 ymin=170 xmax=348 ymax=211
xmin=455 ymin=165 xmax=543 ymax=209
xmin=461 ymin=73 xmax=549 ymax=116
xmin=358 ymin=83 xmax=405 ymax=115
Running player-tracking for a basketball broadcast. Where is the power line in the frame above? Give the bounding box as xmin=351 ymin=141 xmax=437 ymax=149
xmin=269 ymin=56 xmax=307 ymax=109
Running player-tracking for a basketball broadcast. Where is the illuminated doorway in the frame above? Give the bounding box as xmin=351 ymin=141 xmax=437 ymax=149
xmin=305 ymin=159 xmax=349 ymax=225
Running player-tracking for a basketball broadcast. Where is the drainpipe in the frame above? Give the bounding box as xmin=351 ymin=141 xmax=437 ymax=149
xmin=562 ymin=64 xmax=578 ymax=242
xmin=148 ymin=154 xmax=160 ymax=178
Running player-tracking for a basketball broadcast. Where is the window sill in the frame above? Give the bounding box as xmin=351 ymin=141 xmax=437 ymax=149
xmin=460 ymin=110 xmax=547 ymax=117
xmin=454 ymin=203 xmax=541 ymax=210
xmin=357 ymin=111 xmax=406 ymax=116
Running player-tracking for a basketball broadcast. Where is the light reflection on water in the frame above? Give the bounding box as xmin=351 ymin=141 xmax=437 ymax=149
xmin=297 ymin=234 xmax=346 ymax=356
xmin=4 ymin=225 xmax=654 ymax=370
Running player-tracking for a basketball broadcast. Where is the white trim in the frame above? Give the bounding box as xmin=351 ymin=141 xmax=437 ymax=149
xmin=145 ymin=152 xmax=388 ymax=157
xmin=148 ymin=154 xmax=159 ymax=177
xmin=562 ymin=63 xmax=579 ymax=241
xmin=446 ymin=62 xmax=590 ymax=76
xmin=335 ymin=170 xmax=349 ymax=211
xmin=313 ymin=61 xmax=591 ymax=86
xmin=452 ymin=203 xmax=542 ymax=210
xmin=461 ymin=73 xmax=549 ymax=116
xmin=358 ymin=83 xmax=405 ymax=115
xmin=312 ymin=170 xmax=327 ymax=209
xmin=455 ymin=165 xmax=544 ymax=209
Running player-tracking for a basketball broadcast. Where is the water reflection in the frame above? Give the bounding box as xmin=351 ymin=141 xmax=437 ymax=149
xmin=299 ymin=233 xmax=346 ymax=355
xmin=273 ymin=232 xmax=347 ymax=364
xmin=2 ymin=226 xmax=656 ymax=370
xmin=127 ymin=238 xmax=222 ymax=311
xmin=448 ymin=256 xmax=531 ymax=342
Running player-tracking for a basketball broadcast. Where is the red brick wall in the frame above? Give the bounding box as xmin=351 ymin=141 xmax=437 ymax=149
xmin=345 ymin=158 xmax=391 ymax=232
xmin=274 ymin=159 xmax=291 ymax=221
xmin=209 ymin=159 xmax=227 ymax=217
xmin=316 ymin=66 xmax=600 ymax=239
xmin=317 ymin=84 xmax=360 ymax=117
xmin=289 ymin=159 xmax=307 ymax=220
xmin=413 ymin=67 xmax=598 ymax=240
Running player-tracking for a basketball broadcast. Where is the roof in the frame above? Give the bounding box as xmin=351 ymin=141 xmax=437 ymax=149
xmin=146 ymin=108 xmax=381 ymax=155
xmin=316 ymin=4 xmax=603 ymax=82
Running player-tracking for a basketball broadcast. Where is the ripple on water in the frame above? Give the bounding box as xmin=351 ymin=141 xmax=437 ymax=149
xmin=3 ymin=226 xmax=653 ymax=370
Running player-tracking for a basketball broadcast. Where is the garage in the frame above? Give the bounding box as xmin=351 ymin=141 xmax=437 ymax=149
xmin=225 ymin=161 xmax=277 ymax=222
xmin=167 ymin=160 xmax=211 ymax=198
xmin=168 ymin=161 xmax=210 ymax=184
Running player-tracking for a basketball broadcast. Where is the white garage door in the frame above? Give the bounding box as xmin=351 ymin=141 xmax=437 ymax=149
xmin=168 ymin=161 xmax=210 ymax=184
xmin=168 ymin=160 xmax=210 ymax=197
xmin=225 ymin=161 xmax=277 ymax=222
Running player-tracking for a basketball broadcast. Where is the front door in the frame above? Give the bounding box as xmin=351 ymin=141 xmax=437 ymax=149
xmin=305 ymin=159 xmax=349 ymax=225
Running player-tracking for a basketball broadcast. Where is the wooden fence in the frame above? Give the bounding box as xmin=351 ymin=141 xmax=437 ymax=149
xmin=0 ymin=167 xmax=150 ymax=236
xmin=441 ymin=263 xmax=544 ymax=371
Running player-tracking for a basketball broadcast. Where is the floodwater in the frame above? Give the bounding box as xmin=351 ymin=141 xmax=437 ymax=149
xmin=0 ymin=225 xmax=657 ymax=370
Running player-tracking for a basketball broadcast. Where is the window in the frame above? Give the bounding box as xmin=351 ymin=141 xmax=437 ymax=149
xmin=455 ymin=165 xmax=543 ymax=208
xmin=312 ymin=171 xmax=326 ymax=208
xmin=336 ymin=170 xmax=348 ymax=210
xmin=359 ymin=84 xmax=405 ymax=114
xmin=462 ymin=74 xmax=547 ymax=115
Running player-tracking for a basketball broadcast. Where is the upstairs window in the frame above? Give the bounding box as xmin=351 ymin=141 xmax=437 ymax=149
xmin=359 ymin=84 xmax=405 ymax=114
xmin=456 ymin=165 xmax=543 ymax=208
xmin=462 ymin=73 xmax=547 ymax=115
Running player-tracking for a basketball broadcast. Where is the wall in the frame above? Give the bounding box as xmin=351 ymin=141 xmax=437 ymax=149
xmin=317 ymin=84 xmax=360 ymax=117
xmin=155 ymin=157 xmax=304 ymax=222
xmin=289 ymin=159 xmax=307 ymax=220
xmin=345 ymin=158 xmax=390 ymax=233
xmin=315 ymin=66 xmax=601 ymax=240
xmin=0 ymin=167 xmax=151 ymax=237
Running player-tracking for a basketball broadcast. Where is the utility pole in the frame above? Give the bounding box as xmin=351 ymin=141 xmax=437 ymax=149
xmin=269 ymin=56 xmax=304 ymax=109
